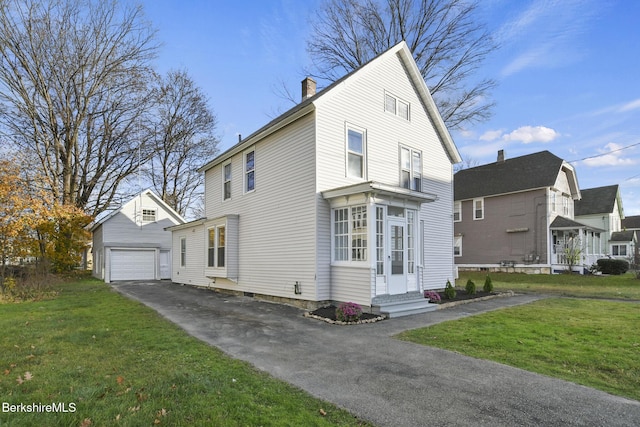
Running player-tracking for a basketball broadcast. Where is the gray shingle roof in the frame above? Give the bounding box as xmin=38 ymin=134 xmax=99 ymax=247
xmin=622 ymin=215 xmax=640 ymax=230
xmin=574 ymin=185 xmax=619 ymax=216
xmin=454 ymin=151 xmax=564 ymax=200
xmin=550 ymin=216 xmax=590 ymax=229
xmin=610 ymin=230 xmax=636 ymax=242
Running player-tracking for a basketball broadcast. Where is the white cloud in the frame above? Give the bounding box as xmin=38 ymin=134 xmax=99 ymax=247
xmin=479 ymin=129 xmax=504 ymax=141
xmin=582 ymin=142 xmax=637 ymax=167
xmin=619 ymin=98 xmax=640 ymax=112
xmin=502 ymin=126 xmax=559 ymax=144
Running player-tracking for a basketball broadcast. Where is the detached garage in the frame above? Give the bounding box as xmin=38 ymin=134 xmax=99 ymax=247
xmin=91 ymin=190 xmax=185 ymax=283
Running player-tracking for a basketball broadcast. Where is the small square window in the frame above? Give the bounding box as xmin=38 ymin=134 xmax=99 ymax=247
xmin=142 ymin=209 xmax=156 ymax=222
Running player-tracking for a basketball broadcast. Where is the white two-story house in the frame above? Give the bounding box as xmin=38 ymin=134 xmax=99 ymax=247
xmin=168 ymin=42 xmax=461 ymax=317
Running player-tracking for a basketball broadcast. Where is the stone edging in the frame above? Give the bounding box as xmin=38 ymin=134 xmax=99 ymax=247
xmin=303 ymin=312 xmax=387 ymax=325
xmin=435 ymin=290 xmax=515 ymax=309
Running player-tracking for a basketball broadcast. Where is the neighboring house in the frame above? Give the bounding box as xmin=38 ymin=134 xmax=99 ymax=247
xmin=454 ymin=150 xmax=602 ymax=274
xmin=574 ymin=184 xmax=625 ymax=257
xmin=91 ymin=189 xmax=185 ymax=282
xmin=621 ymin=215 xmax=640 ymax=264
xmin=168 ymin=41 xmax=462 ymax=317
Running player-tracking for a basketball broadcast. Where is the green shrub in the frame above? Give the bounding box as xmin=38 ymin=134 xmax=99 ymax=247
xmin=483 ymin=275 xmax=493 ymax=293
xmin=596 ymin=259 xmax=629 ymax=275
xmin=444 ymin=280 xmax=456 ymax=299
xmin=465 ymin=279 xmax=476 ymax=295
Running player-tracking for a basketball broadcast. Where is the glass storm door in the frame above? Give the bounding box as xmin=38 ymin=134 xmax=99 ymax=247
xmin=388 ymin=218 xmax=407 ymax=294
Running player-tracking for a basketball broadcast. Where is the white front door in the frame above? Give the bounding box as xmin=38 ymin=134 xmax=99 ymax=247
xmin=388 ymin=218 xmax=407 ymax=294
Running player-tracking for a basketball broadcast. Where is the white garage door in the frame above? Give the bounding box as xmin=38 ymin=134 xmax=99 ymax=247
xmin=110 ymin=249 xmax=156 ymax=281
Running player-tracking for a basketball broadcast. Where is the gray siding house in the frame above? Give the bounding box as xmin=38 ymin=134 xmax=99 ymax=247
xmin=168 ymin=42 xmax=462 ymax=317
xmin=454 ymin=150 xmax=602 ymax=273
xmin=91 ymin=189 xmax=185 ymax=282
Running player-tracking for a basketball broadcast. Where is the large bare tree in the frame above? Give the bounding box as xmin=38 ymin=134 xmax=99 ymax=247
xmin=147 ymin=70 xmax=219 ymax=218
xmin=0 ymin=0 xmax=158 ymax=217
xmin=307 ymin=0 xmax=497 ymax=129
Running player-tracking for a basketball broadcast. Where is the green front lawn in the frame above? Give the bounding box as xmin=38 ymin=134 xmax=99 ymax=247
xmin=398 ymin=298 xmax=640 ymax=401
xmin=0 ymin=278 xmax=371 ymax=426
xmin=457 ymin=271 xmax=640 ymax=299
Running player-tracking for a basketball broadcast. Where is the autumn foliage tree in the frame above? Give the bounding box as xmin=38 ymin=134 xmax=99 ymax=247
xmin=0 ymin=157 xmax=91 ymax=283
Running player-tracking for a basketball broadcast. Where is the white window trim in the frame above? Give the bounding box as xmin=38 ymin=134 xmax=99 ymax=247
xmin=331 ymin=204 xmax=369 ymax=265
xmin=473 ymin=198 xmax=484 ymax=220
xmin=141 ymin=208 xmax=157 ymax=223
xmin=180 ymin=237 xmax=186 ymax=268
xmin=345 ymin=123 xmax=367 ymax=180
xmin=243 ymin=148 xmax=256 ymax=194
xmin=205 ymin=220 xmax=227 ymax=271
xmin=454 ymin=235 xmax=463 ymax=257
xmin=222 ymin=161 xmax=232 ymax=201
xmin=453 ymin=201 xmax=462 ymax=222
xmin=399 ymin=145 xmax=422 ymax=191
xmin=384 ymin=91 xmax=410 ymax=121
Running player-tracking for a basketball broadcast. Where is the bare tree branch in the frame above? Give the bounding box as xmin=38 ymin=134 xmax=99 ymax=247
xmin=307 ymin=0 xmax=497 ymax=129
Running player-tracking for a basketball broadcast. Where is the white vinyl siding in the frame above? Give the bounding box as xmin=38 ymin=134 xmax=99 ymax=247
xmin=346 ymin=126 xmax=366 ymax=179
xmin=200 ymin=113 xmax=317 ymax=300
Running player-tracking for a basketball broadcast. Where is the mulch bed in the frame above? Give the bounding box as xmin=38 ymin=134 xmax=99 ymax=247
xmin=307 ymin=289 xmax=501 ymax=323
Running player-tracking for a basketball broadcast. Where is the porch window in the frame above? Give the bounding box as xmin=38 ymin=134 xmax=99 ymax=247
xmin=473 ymin=198 xmax=484 ymax=220
xmin=376 ymin=207 xmax=384 ymax=274
xmin=333 ymin=205 xmax=367 ymax=262
xmin=244 ymin=149 xmax=255 ymax=193
xmin=407 ymin=210 xmax=415 ymax=274
xmin=400 ymin=146 xmax=422 ymax=191
xmin=453 ymin=201 xmax=461 ymax=222
xmin=347 ymin=128 xmax=365 ymax=179
xmin=223 ymin=162 xmax=232 ymax=200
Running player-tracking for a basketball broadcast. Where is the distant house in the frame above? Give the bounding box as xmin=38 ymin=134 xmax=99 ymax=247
xmin=168 ymin=41 xmax=462 ymax=317
xmin=454 ymin=150 xmax=602 ymax=274
xmin=621 ymin=215 xmax=640 ymax=264
xmin=91 ymin=189 xmax=185 ymax=282
xmin=574 ymin=184 xmax=626 ymax=258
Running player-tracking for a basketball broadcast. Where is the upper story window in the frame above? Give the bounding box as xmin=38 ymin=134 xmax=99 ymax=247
xmin=400 ymin=146 xmax=422 ymax=191
xmin=223 ymin=162 xmax=232 ymax=200
xmin=244 ymin=149 xmax=255 ymax=193
xmin=473 ymin=198 xmax=484 ymax=220
xmin=562 ymin=195 xmax=571 ymax=216
xmin=142 ymin=209 xmax=156 ymax=222
xmin=454 ymin=235 xmax=462 ymax=257
xmin=385 ymin=92 xmax=410 ymax=121
xmin=453 ymin=201 xmax=462 ymax=222
xmin=346 ymin=126 xmax=366 ymax=179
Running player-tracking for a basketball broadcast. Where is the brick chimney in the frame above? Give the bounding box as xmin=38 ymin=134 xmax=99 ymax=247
xmin=497 ymin=149 xmax=505 ymax=163
xmin=301 ymin=77 xmax=316 ymax=101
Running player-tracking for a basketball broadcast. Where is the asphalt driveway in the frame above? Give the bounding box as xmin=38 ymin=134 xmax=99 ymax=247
xmin=112 ymin=281 xmax=640 ymax=426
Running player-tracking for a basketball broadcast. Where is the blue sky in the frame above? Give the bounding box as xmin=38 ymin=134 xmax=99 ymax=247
xmin=141 ymin=0 xmax=640 ymax=215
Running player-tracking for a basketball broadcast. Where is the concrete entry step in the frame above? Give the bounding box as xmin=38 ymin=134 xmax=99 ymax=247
xmin=373 ymin=298 xmax=438 ymax=318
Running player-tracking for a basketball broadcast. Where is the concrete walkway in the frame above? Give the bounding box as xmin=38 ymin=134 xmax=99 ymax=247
xmin=113 ymin=281 xmax=640 ymax=427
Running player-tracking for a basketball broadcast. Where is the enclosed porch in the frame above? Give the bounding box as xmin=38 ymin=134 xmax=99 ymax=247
xmin=550 ymin=216 xmax=604 ymax=273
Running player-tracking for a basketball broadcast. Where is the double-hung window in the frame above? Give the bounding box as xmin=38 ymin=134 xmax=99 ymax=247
xmin=223 ymin=162 xmax=232 ymax=200
xmin=207 ymin=226 xmax=226 ymax=268
xmin=244 ymin=149 xmax=255 ymax=193
xmin=454 ymin=235 xmax=462 ymax=257
xmin=400 ymin=146 xmax=422 ymax=191
xmin=473 ymin=198 xmax=484 ymax=220
xmin=453 ymin=201 xmax=462 ymax=222
xmin=346 ymin=127 xmax=365 ymax=179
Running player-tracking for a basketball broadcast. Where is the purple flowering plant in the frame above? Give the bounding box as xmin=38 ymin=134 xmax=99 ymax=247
xmin=335 ymin=302 xmax=363 ymax=322
xmin=424 ymin=290 xmax=441 ymax=303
